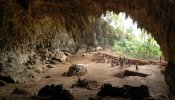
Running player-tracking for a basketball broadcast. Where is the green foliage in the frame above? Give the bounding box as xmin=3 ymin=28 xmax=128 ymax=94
xmin=113 ymin=37 xmax=161 ymax=59
xmin=96 ymin=19 xmax=117 ymax=47
xmin=102 ymin=12 xmax=162 ymax=60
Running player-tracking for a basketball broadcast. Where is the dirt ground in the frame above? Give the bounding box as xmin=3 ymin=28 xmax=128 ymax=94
xmin=0 ymin=51 xmax=170 ymax=100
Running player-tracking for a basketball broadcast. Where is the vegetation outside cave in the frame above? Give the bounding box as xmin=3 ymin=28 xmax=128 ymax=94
xmin=100 ymin=12 xmax=162 ymax=61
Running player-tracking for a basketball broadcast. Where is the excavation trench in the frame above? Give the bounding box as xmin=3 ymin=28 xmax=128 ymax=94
xmin=115 ymin=70 xmax=148 ymax=78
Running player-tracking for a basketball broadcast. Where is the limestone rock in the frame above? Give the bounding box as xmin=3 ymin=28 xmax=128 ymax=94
xmin=96 ymin=46 xmax=103 ymax=51
xmin=45 ymin=75 xmax=51 ymax=78
xmin=36 ymin=84 xmax=74 ymax=100
xmin=64 ymin=64 xmax=87 ymax=77
xmin=97 ymin=83 xmax=153 ymax=100
xmin=11 ymin=88 xmax=30 ymax=95
xmin=47 ymin=64 xmax=54 ymax=68
xmin=0 ymin=75 xmax=16 ymax=83
xmin=0 ymin=96 xmax=5 ymax=100
xmin=64 ymin=52 xmax=71 ymax=56
xmin=35 ymin=67 xmax=43 ymax=73
xmin=72 ymin=78 xmax=100 ymax=90
xmin=0 ymin=80 xmax=7 ymax=86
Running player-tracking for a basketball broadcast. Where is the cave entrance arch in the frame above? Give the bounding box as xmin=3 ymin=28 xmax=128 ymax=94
xmin=101 ymin=12 xmax=162 ymax=61
xmin=0 ymin=0 xmax=175 ymax=95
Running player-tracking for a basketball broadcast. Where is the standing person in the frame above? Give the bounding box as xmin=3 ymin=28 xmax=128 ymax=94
xmin=116 ymin=59 xmax=120 ymax=66
xmin=160 ymin=56 xmax=162 ymax=67
xmin=120 ymin=59 xmax=123 ymax=69
xmin=104 ymin=56 xmax=108 ymax=63
xmin=119 ymin=57 xmax=122 ymax=65
xmin=123 ymin=57 xmax=126 ymax=65
xmin=111 ymin=58 xmax=114 ymax=67
xmin=128 ymin=59 xmax=131 ymax=67
xmin=136 ymin=62 xmax=138 ymax=71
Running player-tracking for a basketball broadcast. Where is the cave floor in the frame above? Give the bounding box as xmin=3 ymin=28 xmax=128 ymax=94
xmin=0 ymin=52 xmax=170 ymax=100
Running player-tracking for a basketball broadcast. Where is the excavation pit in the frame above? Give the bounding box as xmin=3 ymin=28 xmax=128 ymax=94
xmin=115 ymin=70 xmax=148 ymax=78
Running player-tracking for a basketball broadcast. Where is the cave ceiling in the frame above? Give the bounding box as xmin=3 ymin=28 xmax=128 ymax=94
xmin=0 ymin=0 xmax=175 ymax=60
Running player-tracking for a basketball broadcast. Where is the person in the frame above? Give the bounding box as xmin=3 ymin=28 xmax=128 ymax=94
xmin=116 ymin=60 xmax=120 ymax=66
xmin=111 ymin=58 xmax=115 ymax=67
xmin=107 ymin=57 xmax=110 ymax=64
xmin=128 ymin=59 xmax=131 ymax=67
xmin=104 ymin=56 xmax=108 ymax=63
xmin=120 ymin=60 xmax=123 ymax=69
xmin=160 ymin=56 xmax=162 ymax=67
xmin=136 ymin=62 xmax=138 ymax=71
xmin=123 ymin=57 xmax=126 ymax=65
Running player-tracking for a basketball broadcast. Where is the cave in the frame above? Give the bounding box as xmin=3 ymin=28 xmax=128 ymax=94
xmin=0 ymin=0 xmax=175 ymax=99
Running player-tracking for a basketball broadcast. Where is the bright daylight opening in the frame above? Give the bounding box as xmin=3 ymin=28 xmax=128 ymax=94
xmin=101 ymin=11 xmax=162 ymax=60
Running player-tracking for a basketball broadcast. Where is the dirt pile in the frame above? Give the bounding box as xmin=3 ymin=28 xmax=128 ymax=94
xmin=93 ymin=52 xmax=150 ymax=65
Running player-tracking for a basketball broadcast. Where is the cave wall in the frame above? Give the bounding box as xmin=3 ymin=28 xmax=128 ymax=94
xmin=1 ymin=0 xmax=175 ymax=61
xmin=0 ymin=2 xmax=116 ymax=82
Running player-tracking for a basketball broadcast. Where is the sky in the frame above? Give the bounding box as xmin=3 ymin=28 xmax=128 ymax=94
xmin=102 ymin=12 xmax=143 ymax=40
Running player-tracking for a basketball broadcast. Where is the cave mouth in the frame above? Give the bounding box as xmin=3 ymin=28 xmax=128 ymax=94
xmin=0 ymin=0 xmax=175 ymax=99
xmin=101 ymin=11 xmax=162 ymax=61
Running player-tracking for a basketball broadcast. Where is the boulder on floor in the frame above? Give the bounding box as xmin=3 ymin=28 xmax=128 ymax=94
xmin=47 ymin=64 xmax=54 ymax=68
xmin=97 ymin=83 xmax=154 ymax=100
xmin=52 ymin=51 xmax=68 ymax=64
xmin=11 ymin=88 xmax=30 ymax=95
xmin=0 ymin=75 xmax=16 ymax=83
xmin=64 ymin=52 xmax=71 ymax=56
xmin=72 ymin=78 xmax=100 ymax=90
xmin=52 ymin=56 xmax=67 ymax=64
xmin=35 ymin=84 xmax=74 ymax=100
xmin=96 ymin=46 xmax=103 ymax=51
xmin=63 ymin=64 xmax=87 ymax=77
xmin=123 ymin=85 xmax=151 ymax=100
xmin=38 ymin=49 xmax=67 ymax=64
xmin=97 ymin=83 xmax=129 ymax=98
xmin=0 ymin=80 xmax=7 ymax=86
xmin=0 ymin=96 xmax=5 ymax=100
xmin=0 ymin=61 xmax=34 ymax=83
